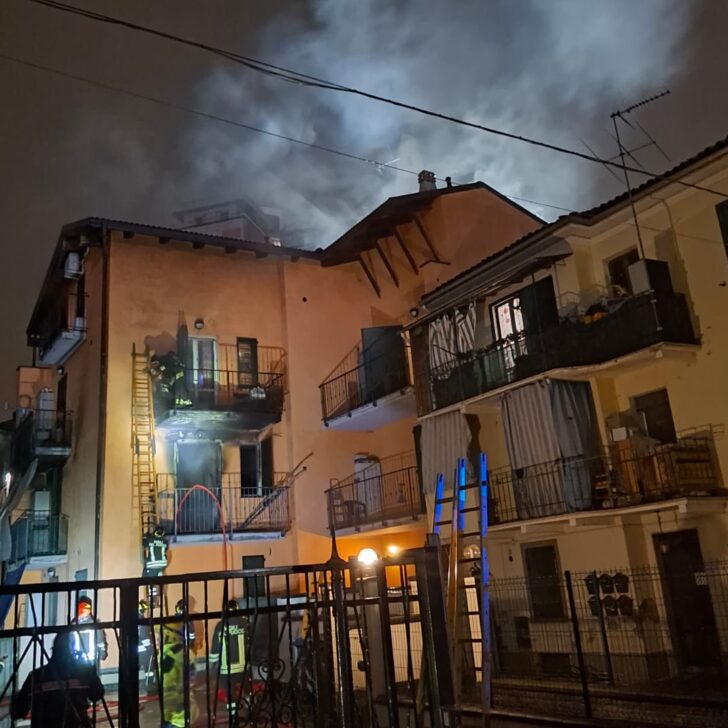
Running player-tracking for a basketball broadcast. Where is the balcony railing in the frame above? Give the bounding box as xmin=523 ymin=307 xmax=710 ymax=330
xmin=488 ymin=436 xmax=722 ymax=525
xmin=320 ymin=339 xmax=411 ymax=423
xmin=156 ymin=474 xmax=291 ymax=537
xmin=421 ymin=290 xmax=696 ymax=414
xmin=30 ymin=408 xmax=73 ymax=453
xmin=155 ymin=346 xmax=287 ymax=419
xmin=327 ymin=451 xmax=424 ymax=531
xmin=9 ymin=511 xmax=69 ymax=566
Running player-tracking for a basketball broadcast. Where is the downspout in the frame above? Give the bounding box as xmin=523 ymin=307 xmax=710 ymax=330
xmin=93 ymin=227 xmax=111 ymax=580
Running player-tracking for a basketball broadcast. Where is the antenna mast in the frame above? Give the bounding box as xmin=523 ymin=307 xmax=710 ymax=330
xmin=610 ymin=90 xmax=670 ymax=259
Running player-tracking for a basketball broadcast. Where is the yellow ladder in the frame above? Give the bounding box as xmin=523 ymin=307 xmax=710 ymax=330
xmin=131 ymin=345 xmax=159 ymax=538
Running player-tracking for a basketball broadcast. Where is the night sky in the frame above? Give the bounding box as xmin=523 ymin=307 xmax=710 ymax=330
xmin=1 ymin=0 xmax=728 ymax=411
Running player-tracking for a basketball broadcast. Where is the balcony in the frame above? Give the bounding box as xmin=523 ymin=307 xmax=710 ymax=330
xmin=9 ymin=511 xmax=69 ymax=568
xmin=422 ymin=290 xmax=696 ymax=414
xmin=154 ymin=346 xmax=286 ymax=434
xmin=156 ymin=474 xmax=291 ymax=539
xmin=28 ymin=408 xmax=73 ymax=463
xmin=320 ymin=327 xmax=415 ymax=430
xmin=327 ymin=451 xmax=424 ymax=532
xmin=34 ymin=293 xmax=86 ymax=367
xmin=488 ymin=436 xmax=724 ymax=527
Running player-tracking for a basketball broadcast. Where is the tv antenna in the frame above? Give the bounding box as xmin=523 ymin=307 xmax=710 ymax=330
xmin=610 ymin=89 xmax=670 ymax=258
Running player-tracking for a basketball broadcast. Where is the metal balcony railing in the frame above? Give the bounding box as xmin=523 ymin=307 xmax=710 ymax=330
xmin=9 ymin=511 xmax=69 ymax=566
xmin=156 ymin=474 xmax=291 ymax=537
xmin=155 ymin=345 xmax=287 ymax=416
xmin=327 ymin=451 xmax=424 ymax=531
xmin=31 ymin=408 xmax=73 ymax=452
xmin=488 ymin=436 xmax=722 ymax=525
xmin=319 ymin=340 xmax=411 ymax=422
xmin=421 ymin=290 xmax=697 ymax=414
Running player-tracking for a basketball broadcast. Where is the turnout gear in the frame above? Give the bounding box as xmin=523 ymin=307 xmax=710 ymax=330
xmin=160 ymin=622 xmax=198 ymax=727
xmin=211 ymin=600 xmax=248 ymax=714
xmin=71 ymin=598 xmax=108 ymax=663
xmin=12 ymin=633 xmax=104 ymax=728
xmin=142 ymin=527 xmax=168 ymax=576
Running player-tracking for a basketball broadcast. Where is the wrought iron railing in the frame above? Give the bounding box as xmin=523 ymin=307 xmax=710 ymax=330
xmin=30 ymin=408 xmax=73 ymax=452
xmin=488 ymin=436 xmax=721 ymax=525
xmin=327 ymin=452 xmax=424 ymax=531
xmin=156 ymin=475 xmax=291 ymax=536
xmin=420 ymin=290 xmax=697 ymax=414
xmin=319 ymin=339 xmax=411 ymax=423
xmin=9 ymin=511 xmax=69 ymax=566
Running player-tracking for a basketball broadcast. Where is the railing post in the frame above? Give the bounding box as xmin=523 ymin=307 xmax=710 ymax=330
xmin=119 ymin=581 xmax=139 ymax=728
xmin=374 ymin=560 xmax=401 ymax=728
xmin=565 ymin=570 xmax=592 ymax=719
xmin=327 ymin=543 xmax=356 ymax=728
xmin=593 ymin=570 xmax=615 ymax=686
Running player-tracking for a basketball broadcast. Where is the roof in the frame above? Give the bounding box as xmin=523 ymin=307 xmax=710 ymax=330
xmin=422 ymin=133 xmax=728 ymax=308
xmin=321 ymin=180 xmax=544 ymax=266
xmin=27 ymin=217 xmax=320 ymax=340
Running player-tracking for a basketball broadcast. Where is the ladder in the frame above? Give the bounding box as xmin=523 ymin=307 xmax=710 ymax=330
xmin=431 ymin=453 xmax=490 ymax=727
xmin=131 ymin=345 xmax=159 ymax=539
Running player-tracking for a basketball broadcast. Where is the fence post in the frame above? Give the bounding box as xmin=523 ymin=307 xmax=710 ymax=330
xmin=328 ymin=541 xmax=357 ymax=728
xmin=565 ymin=570 xmax=592 ymax=719
xmin=118 ymin=581 xmax=139 ymax=728
xmin=416 ymin=542 xmax=455 ymax=728
xmin=374 ymin=560 xmax=401 ymax=728
xmin=592 ymin=570 xmax=615 ymax=686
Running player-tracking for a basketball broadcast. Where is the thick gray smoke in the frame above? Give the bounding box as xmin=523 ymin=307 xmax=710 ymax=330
xmin=183 ymin=0 xmax=690 ymax=247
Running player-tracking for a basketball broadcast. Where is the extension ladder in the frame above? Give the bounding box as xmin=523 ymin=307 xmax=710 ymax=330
xmin=431 ymin=454 xmax=490 ymax=727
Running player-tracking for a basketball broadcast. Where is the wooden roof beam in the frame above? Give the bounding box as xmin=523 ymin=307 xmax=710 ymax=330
xmin=375 ymin=240 xmax=399 ymax=287
xmin=358 ymin=253 xmax=381 ymax=298
xmin=393 ymin=226 xmax=419 ymax=274
xmin=413 ymin=214 xmax=450 ymax=265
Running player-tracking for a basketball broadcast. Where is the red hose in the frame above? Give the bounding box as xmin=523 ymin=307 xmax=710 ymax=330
xmin=174 ymin=484 xmax=228 ymax=571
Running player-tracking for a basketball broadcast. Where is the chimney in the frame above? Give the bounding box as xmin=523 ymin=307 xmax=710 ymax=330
xmin=418 ymin=170 xmax=437 ymax=192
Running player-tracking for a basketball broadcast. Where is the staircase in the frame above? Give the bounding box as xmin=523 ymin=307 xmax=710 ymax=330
xmin=131 ymin=346 xmax=159 ymax=537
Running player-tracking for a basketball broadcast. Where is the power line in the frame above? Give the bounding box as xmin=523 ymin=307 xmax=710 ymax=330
xmin=22 ymin=0 xmax=728 ymax=201
xmin=0 ymin=51 xmax=575 ymax=215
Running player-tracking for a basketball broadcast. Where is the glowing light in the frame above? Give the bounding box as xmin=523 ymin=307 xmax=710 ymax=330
xmin=357 ymin=548 xmax=379 ymax=566
xmin=386 ymin=544 xmax=400 ymax=556
xmin=3 ymin=472 xmax=10 ymax=493
xmin=462 ymin=543 xmax=481 ymax=560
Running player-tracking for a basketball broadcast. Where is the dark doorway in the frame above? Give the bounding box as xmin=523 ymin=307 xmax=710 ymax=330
xmin=237 ymin=337 xmax=259 ymax=388
xmin=175 ymin=441 xmax=222 ymax=534
xmin=654 ymin=529 xmax=721 ymax=670
xmin=360 ymin=326 xmax=408 ymax=402
xmin=633 ymin=388 xmax=677 ymax=444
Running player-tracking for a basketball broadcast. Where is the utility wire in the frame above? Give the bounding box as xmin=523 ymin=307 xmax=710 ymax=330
xmin=0 ymin=51 xmax=575 ymax=214
xmin=23 ymin=0 xmax=728 ymax=201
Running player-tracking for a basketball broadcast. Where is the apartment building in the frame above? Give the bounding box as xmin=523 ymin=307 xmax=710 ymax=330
xmin=1 ymin=174 xmax=540 ymax=591
xmin=406 ymin=136 xmax=728 ymax=682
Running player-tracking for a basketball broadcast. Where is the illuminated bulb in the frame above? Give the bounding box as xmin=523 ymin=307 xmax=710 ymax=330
xmin=386 ymin=545 xmax=400 ymax=556
xmin=357 ymin=548 xmax=379 ymax=566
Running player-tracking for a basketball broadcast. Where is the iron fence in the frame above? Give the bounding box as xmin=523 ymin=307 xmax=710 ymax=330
xmin=421 ymin=290 xmax=697 ymax=414
xmin=488 ymin=436 xmax=721 ymax=524
xmin=487 ymin=562 xmax=728 ymax=726
xmin=0 ymin=546 xmax=454 ymax=728
xmin=327 ymin=452 xmax=424 ymax=531
xmin=156 ymin=476 xmax=291 ymax=537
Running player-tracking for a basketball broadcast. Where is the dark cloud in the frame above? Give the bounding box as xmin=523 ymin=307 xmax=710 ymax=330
xmin=1 ymin=0 xmax=727 ymax=407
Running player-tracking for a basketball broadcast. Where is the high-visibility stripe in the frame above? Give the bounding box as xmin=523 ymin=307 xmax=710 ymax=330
xmin=40 ymin=678 xmax=88 ymax=691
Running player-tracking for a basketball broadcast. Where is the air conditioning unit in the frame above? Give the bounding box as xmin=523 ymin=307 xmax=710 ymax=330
xmin=63 ymin=252 xmax=82 ymax=279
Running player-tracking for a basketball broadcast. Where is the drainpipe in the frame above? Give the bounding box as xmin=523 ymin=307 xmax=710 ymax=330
xmin=93 ymin=227 xmax=111 ymax=580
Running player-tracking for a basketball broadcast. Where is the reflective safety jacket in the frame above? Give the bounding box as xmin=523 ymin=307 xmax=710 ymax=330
xmin=210 ymin=616 xmax=248 ymax=675
xmin=71 ymin=616 xmax=108 ymax=663
xmin=142 ymin=533 xmax=168 ymax=571
xmin=11 ymin=657 xmax=104 ymax=727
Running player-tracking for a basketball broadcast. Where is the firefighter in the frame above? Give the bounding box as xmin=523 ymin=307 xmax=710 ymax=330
xmin=71 ymin=596 xmax=108 ymax=664
xmin=160 ymin=620 xmax=198 ymax=728
xmin=12 ymin=632 xmax=104 ymax=728
xmin=210 ymin=599 xmax=249 ymax=716
xmin=138 ymin=599 xmax=155 ymax=690
xmin=151 ymin=352 xmax=191 ymax=408
xmin=142 ymin=525 xmax=169 ymax=577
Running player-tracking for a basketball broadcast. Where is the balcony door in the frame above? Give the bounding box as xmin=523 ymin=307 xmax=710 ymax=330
xmin=237 ymin=337 xmax=259 ymax=389
xmin=175 ymin=441 xmax=222 ymax=534
xmin=189 ymin=337 xmax=216 ymax=407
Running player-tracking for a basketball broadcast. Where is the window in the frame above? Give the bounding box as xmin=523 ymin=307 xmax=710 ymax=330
xmin=239 ymin=436 xmax=274 ymax=496
xmin=716 ymin=200 xmax=728 ymax=261
xmin=237 ymin=337 xmax=259 ymax=388
xmin=189 ymin=337 xmax=216 ymax=391
xmin=242 ymin=554 xmax=266 ymax=599
xmin=607 ymin=248 xmax=639 ymax=295
xmin=633 ymin=388 xmax=676 ymax=443
xmin=493 ymin=295 xmax=525 ymax=341
xmin=523 ymin=543 xmax=565 ymax=619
